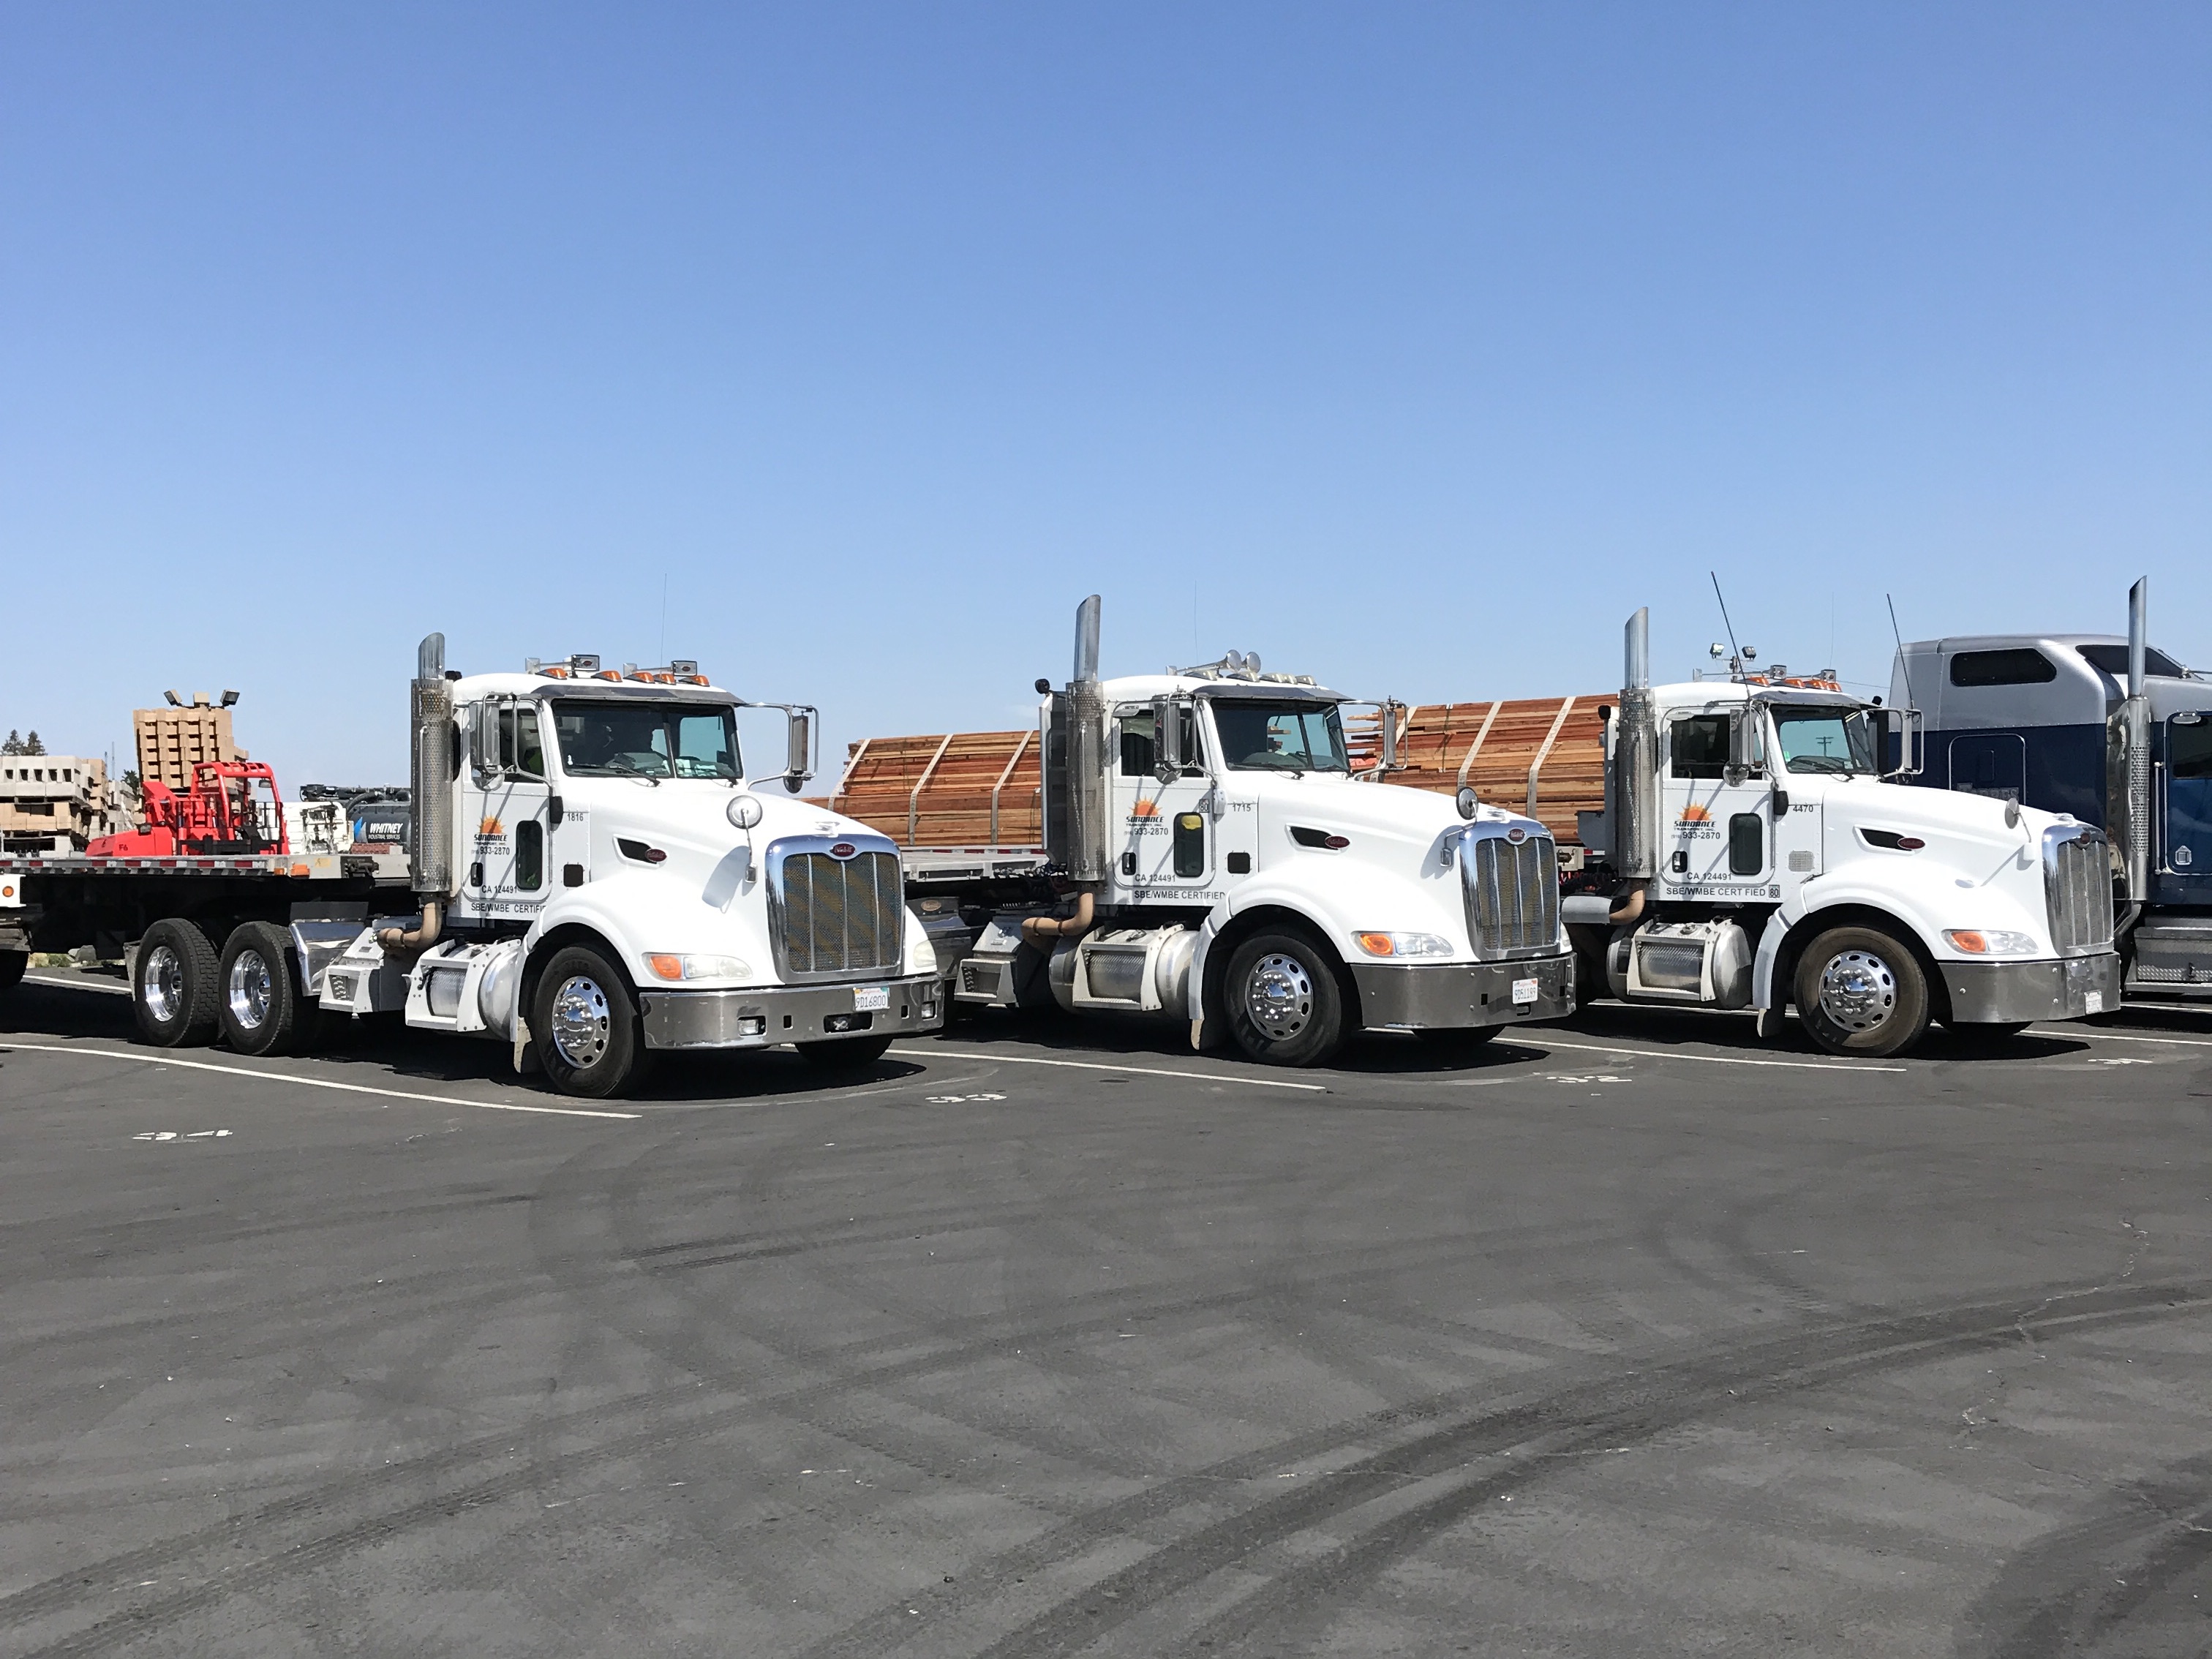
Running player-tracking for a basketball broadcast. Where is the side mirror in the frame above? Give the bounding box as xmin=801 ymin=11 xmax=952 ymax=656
xmin=784 ymin=707 xmax=814 ymax=794
xmin=470 ymin=702 xmax=500 ymax=776
xmin=1878 ymin=706 xmax=1923 ymax=778
xmin=1152 ymin=696 xmax=1184 ymax=783
xmin=1726 ymin=709 xmax=1757 ymax=786
xmin=1456 ymin=784 xmax=1479 ymax=821
xmin=1380 ymin=700 xmax=1401 ymax=772
xmin=727 ymin=794 xmax=764 ymax=831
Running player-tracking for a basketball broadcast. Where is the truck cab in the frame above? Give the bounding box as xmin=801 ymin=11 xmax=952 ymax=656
xmin=930 ymin=598 xmax=1576 ymax=1066
xmin=1895 ymin=578 xmax=2212 ymax=991
xmin=1574 ymin=609 xmax=2119 ymax=1056
xmin=317 ymin=638 xmax=942 ymax=1097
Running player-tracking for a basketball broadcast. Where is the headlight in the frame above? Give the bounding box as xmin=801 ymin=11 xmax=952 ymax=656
xmin=1354 ymin=931 xmax=1454 ymax=958
xmin=645 ymin=953 xmax=751 ymax=982
xmin=1942 ymin=929 xmax=2039 ymax=957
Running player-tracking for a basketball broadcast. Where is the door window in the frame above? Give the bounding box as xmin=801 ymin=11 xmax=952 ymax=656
xmin=1119 ymin=708 xmax=1201 ymax=777
xmin=1669 ymin=715 xmax=1731 ymax=780
xmin=495 ymin=705 xmax=546 ymax=778
xmin=2169 ymin=719 xmax=2212 ymax=780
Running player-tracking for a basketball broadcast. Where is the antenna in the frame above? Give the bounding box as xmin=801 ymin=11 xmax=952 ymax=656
xmin=1709 ymin=572 xmax=1745 ymax=677
xmin=1886 ymin=592 xmax=1914 ymax=709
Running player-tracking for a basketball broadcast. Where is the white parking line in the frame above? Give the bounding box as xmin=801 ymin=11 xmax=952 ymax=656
xmin=2035 ymin=1027 xmax=2212 ymax=1049
xmin=1508 ymin=1034 xmax=1908 ymax=1073
xmin=0 ymin=1039 xmax=640 ymax=1120
xmin=896 ymin=1047 xmax=1329 ymax=1091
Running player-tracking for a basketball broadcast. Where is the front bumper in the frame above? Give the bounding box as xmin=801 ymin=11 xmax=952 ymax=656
xmin=638 ymin=972 xmax=943 ymax=1050
xmin=1349 ymin=952 xmax=1576 ymax=1031
xmin=1941 ymin=951 xmax=2121 ymax=1025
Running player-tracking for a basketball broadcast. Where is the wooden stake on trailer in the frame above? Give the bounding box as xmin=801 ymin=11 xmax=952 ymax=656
xmin=989 ymin=729 xmax=1031 ymax=845
xmin=908 ymin=733 xmax=955 ymax=846
xmin=1525 ymin=696 xmax=1577 ymax=820
xmin=1455 ymin=700 xmax=1504 ymax=787
xmin=831 ymin=737 xmax=871 ymax=813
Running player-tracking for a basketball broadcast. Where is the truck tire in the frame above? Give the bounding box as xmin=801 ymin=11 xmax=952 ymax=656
xmin=796 ymin=1034 xmax=894 ymax=1069
xmin=531 ymin=944 xmax=653 ymax=1099
xmin=217 ymin=922 xmax=312 ymax=1056
xmin=133 ymin=919 xmax=221 ymax=1047
xmin=1224 ymin=930 xmax=1347 ymax=1067
xmin=0 ymin=950 xmax=25 ymax=996
xmin=1793 ymin=925 xmax=1931 ymax=1058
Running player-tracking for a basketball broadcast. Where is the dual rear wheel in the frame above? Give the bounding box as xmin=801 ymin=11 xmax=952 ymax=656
xmin=132 ymin=919 xmax=324 ymax=1056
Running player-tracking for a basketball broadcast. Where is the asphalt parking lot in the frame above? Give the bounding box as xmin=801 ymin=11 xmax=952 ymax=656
xmin=1 ymin=973 xmax=2208 ymax=1658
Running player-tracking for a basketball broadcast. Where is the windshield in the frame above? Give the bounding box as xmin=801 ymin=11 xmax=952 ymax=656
xmin=552 ymin=701 xmax=741 ymax=780
xmin=1210 ymin=700 xmax=1351 ymax=773
xmin=1772 ymin=705 xmax=1879 ymax=775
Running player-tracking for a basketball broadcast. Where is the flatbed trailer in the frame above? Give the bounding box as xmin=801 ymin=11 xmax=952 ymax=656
xmin=0 ymin=849 xmax=413 ymax=997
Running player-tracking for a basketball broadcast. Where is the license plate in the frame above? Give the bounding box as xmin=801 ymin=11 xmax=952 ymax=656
xmin=853 ymin=985 xmax=890 ymax=1012
xmin=2084 ymin=990 xmax=2104 ymax=1015
xmin=1511 ymin=977 xmax=1540 ymax=1006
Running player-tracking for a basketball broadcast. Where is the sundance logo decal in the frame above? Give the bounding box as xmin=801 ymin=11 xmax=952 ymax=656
xmin=1677 ymin=805 xmax=1710 ymax=823
xmin=476 ymin=816 xmax=505 ymax=838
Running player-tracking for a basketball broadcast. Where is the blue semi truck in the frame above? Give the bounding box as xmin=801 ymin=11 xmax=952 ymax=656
xmin=1892 ymin=579 xmax=2212 ymax=994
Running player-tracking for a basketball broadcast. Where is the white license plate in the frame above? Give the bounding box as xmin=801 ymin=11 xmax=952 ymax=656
xmin=2084 ymin=990 xmax=2104 ymax=1015
xmin=1511 ymin=977 xmax=1540 ymax=1006
xmin=853 ymin=985 xmax=890 ymax=1012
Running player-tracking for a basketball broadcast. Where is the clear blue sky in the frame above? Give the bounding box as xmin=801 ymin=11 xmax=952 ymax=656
xmin=4 ymin=4 xmax=2206 ymax=786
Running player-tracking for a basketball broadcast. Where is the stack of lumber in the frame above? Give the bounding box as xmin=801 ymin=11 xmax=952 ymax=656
xmin=830 ymin=729 xmax=1042 ymax=847
xmin=1375 ymin=696 xmax=1609 ymax=845
xmin=829 ymin=692 xmax=1611 ymax=852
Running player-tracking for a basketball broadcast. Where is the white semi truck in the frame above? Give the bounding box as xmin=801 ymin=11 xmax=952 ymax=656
xmin=900 ymin=597 xmax=1578 ymax=1066
xmin=0 ymin=635 xmax=943 ymax=1097
xmin=1566 ymin=609 xmax=2121 ymax=1057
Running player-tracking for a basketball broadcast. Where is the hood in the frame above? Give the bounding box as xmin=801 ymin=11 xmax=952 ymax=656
xmin=1243 ymin=771 xmax=1536 ymax=842
xmin=1821 ymin=774 xmax=2066 ymax=855
xmin=560 ymin=778 xmax=881 ymax=855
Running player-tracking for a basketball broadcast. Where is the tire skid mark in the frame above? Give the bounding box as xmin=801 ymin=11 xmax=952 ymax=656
xmin=10 ymin=1274 xmax=2205 ymax=1656
xmin=803 ymin=1282 xmax=2212 ymax=1659
xmin=1961 ymin=1451 xmax=2212 ymax=1659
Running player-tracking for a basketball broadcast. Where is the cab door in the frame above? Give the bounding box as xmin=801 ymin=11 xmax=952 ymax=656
xmin=470 ymin=699 xmax=552 ymax=917
xmin=1658 ymin=707 xmax=1778 ymax=900
xmin=2164 ymin=713 xmax=2212 ymax=876
xmin=1109 ymin=701 xmax=1222 ymax=905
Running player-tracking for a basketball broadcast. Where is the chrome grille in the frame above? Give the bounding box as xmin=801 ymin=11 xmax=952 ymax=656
xmin=2043 ymin=826 xmax=2114 ymax=958
xmin=768 ymin=839 xmax=905 ymax=980
xmin=1463 ymin=830 xmax=1560 ymax=960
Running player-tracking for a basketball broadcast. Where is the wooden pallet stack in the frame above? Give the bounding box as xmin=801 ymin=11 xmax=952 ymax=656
xmin=132 ymin=704 xmax=247 ymax=793
xmin=830 ymin=729 xmax=1043 ymax=847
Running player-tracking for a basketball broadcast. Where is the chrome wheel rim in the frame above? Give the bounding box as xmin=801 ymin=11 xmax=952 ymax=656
xmin=142 ymin=944 xmax=184 ymax=1025
xmin=227 ymin=949 xmax=273 ymax=1031
xmin=1816 ymin=949 xmax=1896 ymax=1033
xmin=549 ymin=974 xmax=612 ymax=1069
xmin=1243 ymin=952 xmax=1314 ymax=1042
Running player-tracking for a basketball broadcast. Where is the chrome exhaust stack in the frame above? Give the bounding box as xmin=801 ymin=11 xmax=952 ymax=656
xmin=1613 ymin=607 xmax=1659 ymax=880
xmin=1061 ymin=595 xmax=1110 ymax=886
xmin=407 ymin=631 xmax=454 ymax=903
xmin=2110 ymin=578 xmax=2151 ymax=904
